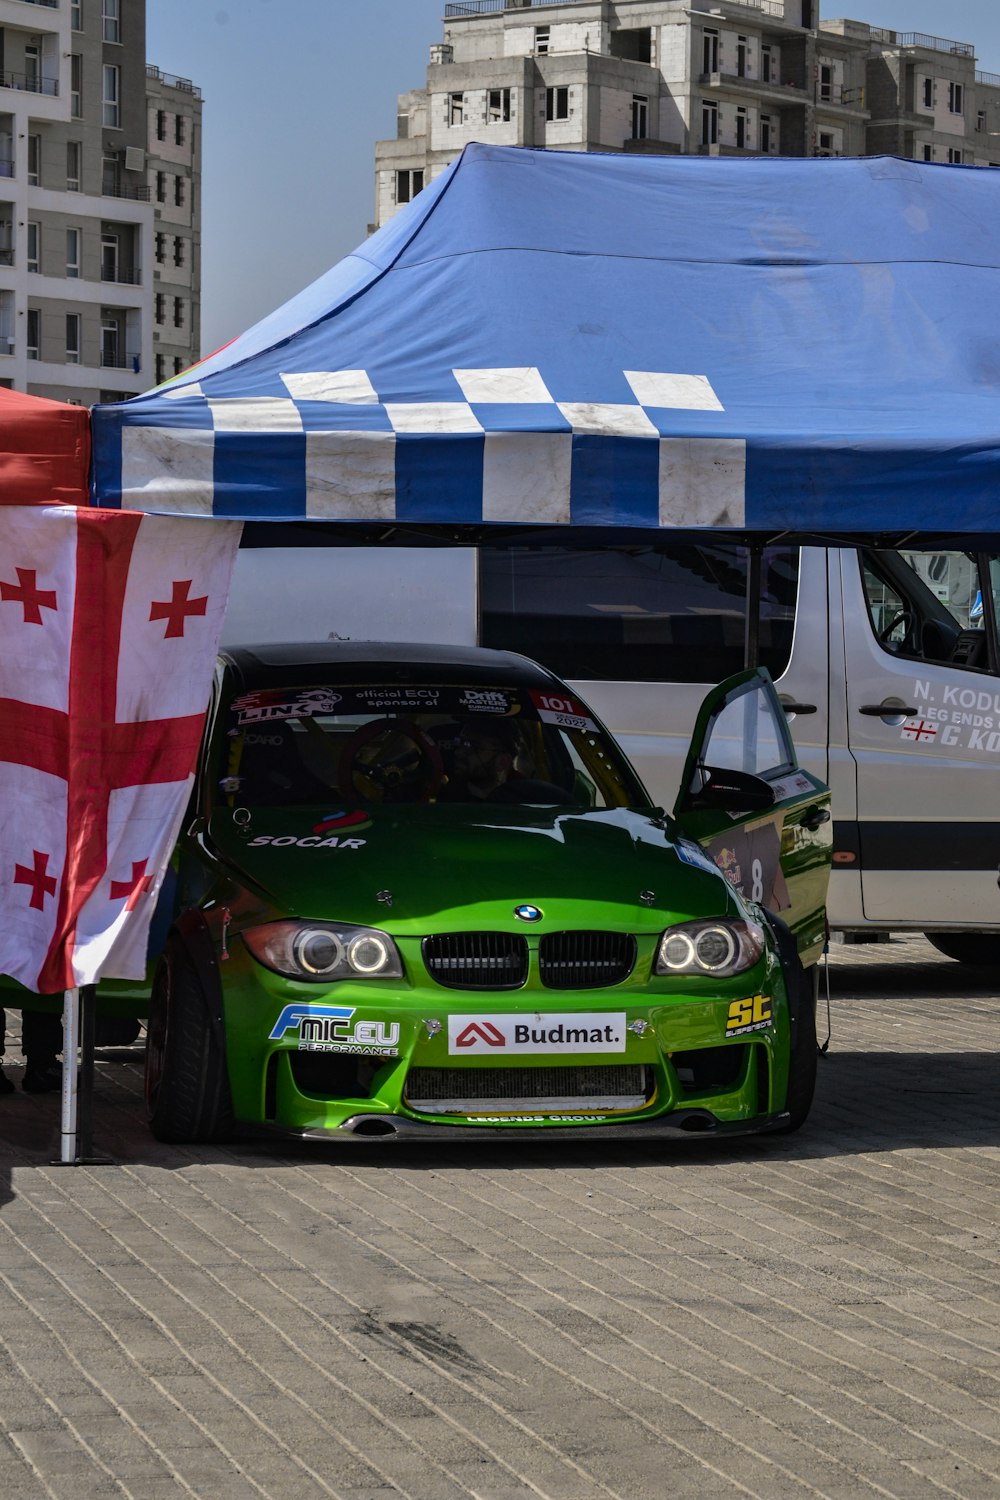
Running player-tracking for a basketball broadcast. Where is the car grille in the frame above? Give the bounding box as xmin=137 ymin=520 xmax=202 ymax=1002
xmin=422 ymin=931 xmax=637 ymax=990
xmin=423 ymin=933 xmax=528 ymax=989
xmin=404 ymin=1064 xmax=650 ymax=1115
xmin=538 ymin=932 xmax=637 ymax=989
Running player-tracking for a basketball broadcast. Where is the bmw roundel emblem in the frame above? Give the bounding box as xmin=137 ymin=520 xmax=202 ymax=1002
xmin=514 ymin=903 xmax=543 ymax=923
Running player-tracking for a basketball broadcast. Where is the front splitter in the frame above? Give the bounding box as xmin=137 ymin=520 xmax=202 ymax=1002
xmin=294 ymin=1107 xmax=790 ymax=1144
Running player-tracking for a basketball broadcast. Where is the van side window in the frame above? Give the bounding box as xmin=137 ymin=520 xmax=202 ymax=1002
xmin=860 ymin=549 xmax=998 ymax=674
xmin=479 ymin=544 xmax=798 ymax=684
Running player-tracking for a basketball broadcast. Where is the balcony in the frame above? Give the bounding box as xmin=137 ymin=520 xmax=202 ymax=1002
xmin=977 ymin=71 xmax=1000 ymax=89
xmin=0 ymin=248 xmax=12 ymax=267
xmin=873 ymin=31 xmax=975 ymax=59
xmin=102 ymin=266 xmax=142 ymax=286
xmin=700 ymin=71 xmax=809 ymax=106
xmin=102 ymin=181 xmax=151 ymax=202
xmin=100 ymin=351 xmax=141 ymax=372
xmin=145 ymin=65 xmax=202 ymax=99
xmin=0 ymin=70 xmax=57 ymax=97
xmin=0 ymin=158 xmax=11 ymax=178
xmin=815 ymin=83 xmax=867 ymax=113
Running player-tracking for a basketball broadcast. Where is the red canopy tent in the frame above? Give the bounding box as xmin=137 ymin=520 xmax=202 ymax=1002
xmin=0 ymin=387 xmax=90 ymax=506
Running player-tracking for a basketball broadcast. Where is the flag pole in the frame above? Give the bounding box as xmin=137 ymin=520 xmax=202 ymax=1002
xmin=59 ymin=987 xmax=79 ymax=1163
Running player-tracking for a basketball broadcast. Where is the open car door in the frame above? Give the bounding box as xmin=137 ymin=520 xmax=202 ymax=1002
xmin=673 ymin=669 xmax=832 ymax=967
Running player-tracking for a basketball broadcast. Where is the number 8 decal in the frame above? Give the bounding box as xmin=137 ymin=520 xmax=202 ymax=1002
xmin=751 ymin=857 xmax=764 ymax=902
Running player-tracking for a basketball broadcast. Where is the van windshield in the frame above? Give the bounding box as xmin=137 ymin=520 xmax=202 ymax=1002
xmin=220 ymin=681 xmax=651 ymax=812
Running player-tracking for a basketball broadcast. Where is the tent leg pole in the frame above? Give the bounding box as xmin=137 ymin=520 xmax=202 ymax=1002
xmin=77 ymin=984 xmax=96 ymax=1161
xmin=744 ymin=542 xmax=762 ymax=670
xmin=58 ymin=988 xmax=79 ymax=1164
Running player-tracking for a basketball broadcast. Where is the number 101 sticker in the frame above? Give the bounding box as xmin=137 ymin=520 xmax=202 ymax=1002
xmin=530 ymin=691 xmax=597 ymax=733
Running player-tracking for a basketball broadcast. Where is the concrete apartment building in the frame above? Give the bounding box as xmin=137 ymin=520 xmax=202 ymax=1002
xmin=0 ymin=0 xmax=200 ymax=404
xmin=374 ymin=0 xmax=1000 ymax=230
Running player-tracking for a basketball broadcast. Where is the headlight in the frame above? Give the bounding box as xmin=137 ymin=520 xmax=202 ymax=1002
xmin=242 ymin=921 xmax=403 ymax=982
xmin=655 ymin=918 xmax=765 ymax=978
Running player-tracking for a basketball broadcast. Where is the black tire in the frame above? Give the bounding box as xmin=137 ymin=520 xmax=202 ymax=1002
xmin=144 ymin=938 xmax=234 ymax=1144
xmin=926 ymin=932 xmax=1000 ymax=967
xmin=774 ymin=959 xmax=817 ymax=1135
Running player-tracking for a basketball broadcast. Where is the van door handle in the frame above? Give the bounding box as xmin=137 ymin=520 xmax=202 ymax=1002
xmin=779 ymin=699 xmax=818 ymax=715
xmin=858 ymin=702 xmax=918 ymax=717
xmin=800 ymin=806 xmax=831 ymax=831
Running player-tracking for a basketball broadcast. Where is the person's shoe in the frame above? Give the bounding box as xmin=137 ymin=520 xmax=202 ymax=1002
xmin=0 ymin=1069 xmax=15 ymax=1095
xmin=21 ymin=1061 xmax=62 ymax=1094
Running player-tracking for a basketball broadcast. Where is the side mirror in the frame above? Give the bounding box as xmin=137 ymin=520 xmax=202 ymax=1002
xmin=687 ymin=765 xmax=776 ymax=813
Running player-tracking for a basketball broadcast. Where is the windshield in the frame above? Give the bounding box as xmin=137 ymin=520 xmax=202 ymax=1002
xmin=217 ymin=681 xmax=650 ymax=812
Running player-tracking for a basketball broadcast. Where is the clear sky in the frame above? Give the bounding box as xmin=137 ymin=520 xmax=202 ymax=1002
xmin=147 ymin=0 xmax=1000 ymax=358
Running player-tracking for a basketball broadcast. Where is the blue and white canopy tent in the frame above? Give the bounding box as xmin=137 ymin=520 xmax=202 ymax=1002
xmin=91 ymin=144 xmax=1000 ymax=542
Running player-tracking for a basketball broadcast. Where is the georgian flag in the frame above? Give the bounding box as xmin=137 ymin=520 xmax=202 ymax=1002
xmin=0 ymin=506 xmax=241 ymax=992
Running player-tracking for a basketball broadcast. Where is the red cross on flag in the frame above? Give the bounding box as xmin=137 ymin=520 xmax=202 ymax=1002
xmin=0 ymin=506 xmax=241 ymax=992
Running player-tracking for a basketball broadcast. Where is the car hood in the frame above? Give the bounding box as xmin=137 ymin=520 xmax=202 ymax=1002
xmin=206 ymin=803 xmax=733 ymax=932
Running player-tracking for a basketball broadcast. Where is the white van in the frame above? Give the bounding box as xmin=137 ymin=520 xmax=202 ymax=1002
xmin=222 ymin=540 xmax=1000 ymax=965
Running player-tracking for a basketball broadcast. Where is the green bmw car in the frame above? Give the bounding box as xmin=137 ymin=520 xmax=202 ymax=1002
xmin=146 ymin=643 xmax=832 ymax=1144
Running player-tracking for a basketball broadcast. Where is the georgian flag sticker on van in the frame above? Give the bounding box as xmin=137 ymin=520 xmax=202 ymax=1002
xmin=448 ymin=1013 xmax=627 ymax=1054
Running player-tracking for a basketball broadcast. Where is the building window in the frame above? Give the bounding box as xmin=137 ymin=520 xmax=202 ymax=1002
xmin=156 ymin=109 xmax=166 ymax=142
xmin=488 ymin=87 xmax=511 ymax=123
xmin=71 ymin=55 xmax=83 ymax=117
xmin=155 ymin=353 xmax=165 ymax=385
xmin=736 ymin=106 xmax=748 ymax=149
xmin=922 ymin=143 xmax=933 ymax=161
xmin=66 ymin=313 xmax=81 ymax=364
xmin=156 ymin=170 xmax=166 ymax=203
xmin=155 ymin=231 xmax=165 ymax=263
xmin=174 ymin=114 xmax=185 ymax=147
xmin=922 ymin=76 xmax=933 ymax=109
xmin=703 ymin=28 xmax=719 ymax=75
xmin=25 ymin=46 xmax=40 ymax=95
xmin=449 ymin=92 xmax=464 ymax=126
xmin=947 ymin=147 xmax=964 ymax=164
xmin=819 ymin=64 xmax=833 ymax=103
xmin=701 ymin=101 xmax=718 ymax=147
xmin=534 ymin=27 xmax=550 ymax=56
xmin=26 ymin=309 xmax=39 ymax=361
xmin=395 ymin=168 xmax=424 ymax=204
xmin=155 ymin=292 xmax=165 ymax=324
xmin=174 ymin=175 xmax=185 ymax=207
xmin=736 ymin=36 xmax=748 ymax=78
xmin=173 ymin=357 xmax=185 ymax=376
xmin=67 ymin=140 xmax=81 ymax=191
xmin=102 ymin=64 xmax=120 ymax=128
xmin=760 ymin=113 xmax=774 ymax=153
xmin=173 ymin=235 xmax=185 ymax=267
xmin=948 ymin=81 xmax=964 ymax=116
xmin=977 ymin=109 xmax=987 ymax=133
xmin=66 ymin=228 xmax=81 ymax=278
xmin=26 ymin=222 xmax=40 ymax=274
xmin=26 ymin=134 xmax=41 ymax=187
xmin=173 ymin=296 xmax=184 ymax=328
xmin=545 ymin=86 xmax=569 ymax=122
xmin=71 ymin=0 xmax=83 ymax=30
xmin=761 ymin=45 xmax=773 ymax=84
xmin=818 ymin=131 xmax=835 ymax=156
xmin=631 ymin=95 xmax=648 ymax=140
xmin=102 ymin=0 xmax=120 ymax=43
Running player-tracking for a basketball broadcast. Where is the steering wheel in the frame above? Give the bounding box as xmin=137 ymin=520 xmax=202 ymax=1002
xmin=338 ymin=718 xmax=443 ymax=804
xmin=878 ymin=607 xmax=915 ymax=647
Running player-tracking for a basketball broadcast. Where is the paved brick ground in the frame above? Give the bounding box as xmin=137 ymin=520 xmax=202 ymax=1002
xmin=1 ymin=935 xmax=1000 ymax=1499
